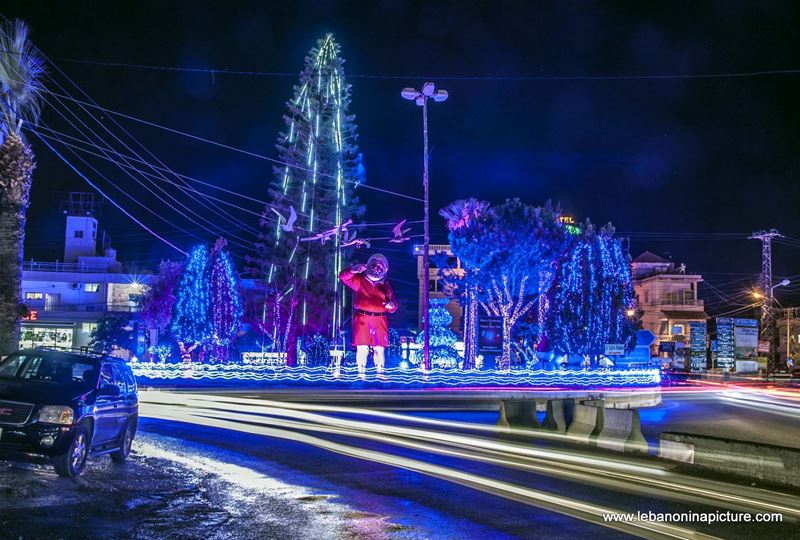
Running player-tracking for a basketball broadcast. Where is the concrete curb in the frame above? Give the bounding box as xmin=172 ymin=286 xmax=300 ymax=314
xmin=660 ymin=432 xmax=800 ymax=488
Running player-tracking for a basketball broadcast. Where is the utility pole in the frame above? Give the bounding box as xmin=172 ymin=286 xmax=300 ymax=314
xmin=402 ymin=83 xmax=448 ymax=372
xmin=749 ymin=229 xmax=783 ymax=375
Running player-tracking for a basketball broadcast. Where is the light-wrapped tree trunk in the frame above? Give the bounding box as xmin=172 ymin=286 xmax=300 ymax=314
xmin=480 ymin=275 xmax=535 ymax=371
xmin=0 ymin=134 xmax=34 ymax=356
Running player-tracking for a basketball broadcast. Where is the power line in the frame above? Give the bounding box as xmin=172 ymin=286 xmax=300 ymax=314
xmin=39 ymin=88 xmax=425 ymax=203
xmin=51 ymin=55 xmax=800 ymax=81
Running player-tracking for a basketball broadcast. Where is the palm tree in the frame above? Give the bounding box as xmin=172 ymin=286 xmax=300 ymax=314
xmin=0 ymin=20 xmax=44 ymax=355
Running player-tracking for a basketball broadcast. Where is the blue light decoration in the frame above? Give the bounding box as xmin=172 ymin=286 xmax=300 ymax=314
xmin=171 ymin=245 xmax=213 ymax=348
xmin=263 ymin=34 xmax=365 ymax=341
xmin=543 ymin=231 xmax=637 ymax=362
xmin=415 ymin=298 xmax=460 ymax=368
xmin=131 ymin=364 xmax=661 ymax=388
xmin=210 ymin=247 xmax=244 ymax=347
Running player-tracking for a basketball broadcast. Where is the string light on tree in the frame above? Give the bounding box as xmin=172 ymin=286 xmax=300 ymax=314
xmin=210 ymin=240 xmax=244 ymax=349
xmin=171 ymin=244 xmax=213 ymax=355
xmin=258 ymin=34 xmax=365 ymax=364
xmin=543 ymin=230 xmax=637 ymax=366
xmin=415 ymin=298 xmax=459 ymax=368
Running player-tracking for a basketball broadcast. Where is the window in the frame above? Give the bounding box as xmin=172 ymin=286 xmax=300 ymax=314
xmin=644 ymin=291 xmax=650 ymax=304
xmin=119 ymin=366 xmax=136 ymax=395
xmin=99 ymin=364 xmax=114 ymax=388
xmin=672 ymin=324 xmax=685 ymax=336
xmin=111 ymin=365 xmax=127 ymax=394
xmin=81 ymin=323 xmax=97 ymax=333
xmin=74 ymin=230 xmax=84 ymax=239
xmin=25 ymin=292 xmax=43 ymax=300
xmin=84 ymin=283 xmax=100 ymax=293
xmin=0 ymin=354 xmax=28 ymax=378
xmin=658 ymin=320 xmax=669 ymax=336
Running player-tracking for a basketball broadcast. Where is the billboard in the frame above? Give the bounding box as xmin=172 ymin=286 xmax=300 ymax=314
xmin=734 ymin=318 xmax=759 ymax=373
xmin=478 ymin=316 xmax=503 ymax=354
xmin=689 ymin=321 xmax=707 ymax=372
xmin=716 ymin=317 xmax=735 ymax=370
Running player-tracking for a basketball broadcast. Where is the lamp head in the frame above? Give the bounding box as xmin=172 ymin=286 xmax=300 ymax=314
xmin=422 ymin=82 xmax=435 ymax=96
xmin=401 ymin=88 xmax=418 ymax=101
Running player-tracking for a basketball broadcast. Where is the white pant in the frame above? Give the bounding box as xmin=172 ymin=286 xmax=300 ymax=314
xmin=356 ymin=345 xmax=385 ymax=375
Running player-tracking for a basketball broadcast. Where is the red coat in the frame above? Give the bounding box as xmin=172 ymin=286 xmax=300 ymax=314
xmin=339 ymin=268 xmax=398 ymax=347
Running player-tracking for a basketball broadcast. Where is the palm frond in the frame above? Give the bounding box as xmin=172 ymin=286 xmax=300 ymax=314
xmin=0 ymin=19 xmax=45 ymax=135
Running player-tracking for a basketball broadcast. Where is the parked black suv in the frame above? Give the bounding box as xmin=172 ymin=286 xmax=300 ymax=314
xmin=0 ymin=349 xmax=138 ymax=477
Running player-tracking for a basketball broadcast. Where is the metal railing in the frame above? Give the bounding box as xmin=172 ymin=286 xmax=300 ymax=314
xmin=23 ymin=260 xmax=114 ymax=274
xmin=639 ymin=298 xmax=704 ymax=307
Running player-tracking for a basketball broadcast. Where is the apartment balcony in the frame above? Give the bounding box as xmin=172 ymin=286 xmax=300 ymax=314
xmin=639 ymin=298 xmax=704 ymax=308
xmin=24 ymin=261 xmax=113 ymax=274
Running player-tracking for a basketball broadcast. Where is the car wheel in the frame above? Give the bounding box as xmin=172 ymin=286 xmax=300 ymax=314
xmin=111 ymin=419 xmax=135 ymax=464
xmin=53 ymin=427 xmax=89 ymax=478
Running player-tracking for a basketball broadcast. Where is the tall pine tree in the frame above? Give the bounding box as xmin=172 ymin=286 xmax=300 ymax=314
xmin=255 ymin=34 xmax=364 ymax=363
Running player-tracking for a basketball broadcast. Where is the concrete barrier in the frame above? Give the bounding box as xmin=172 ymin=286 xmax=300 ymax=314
xmin=497 ymin=399 xmax=539 ymax=429
xmin=596 ymin=408 xmax=648 ymax=453
xmin=541 ymin=399 xmax=568 ymax=433
xmin=660 ymin=432 xmax=800 ymax=488
xmin=566 ymin=404 xmax=598 ymax=443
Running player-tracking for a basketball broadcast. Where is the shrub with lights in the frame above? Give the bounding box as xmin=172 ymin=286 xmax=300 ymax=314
xmin=415 ymin=298 xmax=459 ymax=368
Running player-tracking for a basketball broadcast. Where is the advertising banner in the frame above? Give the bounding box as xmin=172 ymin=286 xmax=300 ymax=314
xmin=734 ymin=318 xmax=759 ymax=372
xmin=689 ymin=321 xmax=707 ymax=372
xmin=716 ymin=317 xmax=734 ymax=370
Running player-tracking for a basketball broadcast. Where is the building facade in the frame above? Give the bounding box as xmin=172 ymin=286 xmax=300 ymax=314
xmin=20 ymin=212 xmax=150 ymax=352
xmin=631 ymin=251 xmax=708 ymax=354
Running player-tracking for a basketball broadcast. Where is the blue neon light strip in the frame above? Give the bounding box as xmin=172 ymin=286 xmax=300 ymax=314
xmin=131 ymin=365 xmax=661 ymax=387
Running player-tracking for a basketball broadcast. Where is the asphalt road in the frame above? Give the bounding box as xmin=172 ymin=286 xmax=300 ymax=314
xmin=135 ymin=388 xmax=800 ymax=539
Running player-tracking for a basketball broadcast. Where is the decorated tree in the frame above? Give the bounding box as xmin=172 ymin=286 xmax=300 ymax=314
xmin=171 ymin=245 xmax=213 ymax=357
xmin=415 ymin=298 xmax=459 ymax=368
xmin=254 ymin=34 xmax=365 ymax=365
xmin=542 ymin=226 xmax=637 ymax=366
xmin=442 ymin=199 xmax=566 ymax=370
xmin=140 ymin=260 xmax=184 ymax=333
xmin=438 ymin=198 xmax=495 ymax=368
xmin=209 ymin=240 xmax=244 ymax=360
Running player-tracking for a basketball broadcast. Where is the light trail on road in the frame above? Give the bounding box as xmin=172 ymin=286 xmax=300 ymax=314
xmin=139 ymin=390 xmax=800 ymax=538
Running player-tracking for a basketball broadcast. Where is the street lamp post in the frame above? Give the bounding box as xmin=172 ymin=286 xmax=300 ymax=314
xmin=757 ymin=279 xmax=790 ymax=376
xmin=402 ymin=82 xmax=448 ymax=372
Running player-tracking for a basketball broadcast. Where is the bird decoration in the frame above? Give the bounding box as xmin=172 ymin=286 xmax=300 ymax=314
xmin=341 ymin=230 xmax=370 ymax=249
xmin=389 ymin=219 xmax=411 ymax=243
xmin=300 ymin=218 xmax=353 ymax=243
xmin=271 ymin=206 xmax=297 ymax=232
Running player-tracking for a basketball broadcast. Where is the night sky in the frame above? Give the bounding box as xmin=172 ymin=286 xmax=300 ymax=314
xmin=5 ymin=1 xmax=800 ymax=316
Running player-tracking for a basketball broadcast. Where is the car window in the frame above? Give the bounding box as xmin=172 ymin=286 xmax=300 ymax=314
xmin=0 ymin=354 xmax=27 ymax=378
xmin=0 ymin=353 xmax=97 ymax=387
xmin=73 ymin=363 xmax=96 ymax=385
xmin=99 ymin=364 xmax=114 ymax=388
xmin=111 ymin=365 xmax=127 ymax=395
xmin=121 ymin=366 xmax=136 ymax=395
xmin=20 ymin=356 xmax=72 ymax=383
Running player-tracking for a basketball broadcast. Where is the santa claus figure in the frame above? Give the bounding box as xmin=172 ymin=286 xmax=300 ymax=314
xmin=339 ymin=254 xmax=398 ymax=379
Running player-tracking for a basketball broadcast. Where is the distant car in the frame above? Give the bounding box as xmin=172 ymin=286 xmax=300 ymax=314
xmin=0 ymin=349 xmax=138 ymax=477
